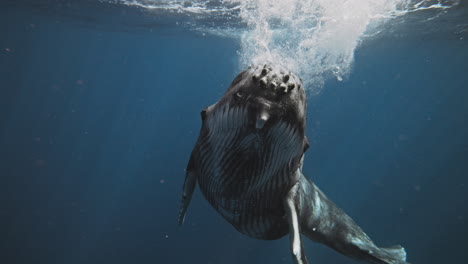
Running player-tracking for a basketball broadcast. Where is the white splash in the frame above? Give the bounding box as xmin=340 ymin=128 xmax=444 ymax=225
xmin=228 ymin=0 xmax=415 ymax=92
xmin=107 ymin=0 xmax=460 ymax=92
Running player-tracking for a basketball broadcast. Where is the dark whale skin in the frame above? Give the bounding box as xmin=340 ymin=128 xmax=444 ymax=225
xmin=178 ymin=65 xmax=410 ymax=264
xmin=187 ymin=65 xmax=307 ymax=240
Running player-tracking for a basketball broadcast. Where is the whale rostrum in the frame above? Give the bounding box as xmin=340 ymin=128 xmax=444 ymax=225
xmin=179 ymin=65 xmax=410 ymax=264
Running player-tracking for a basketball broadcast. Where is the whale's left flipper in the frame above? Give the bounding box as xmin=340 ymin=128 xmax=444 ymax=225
xmin=297 ymin=175 xmax=409 ymax=264
xmin=285 ymin=181 xmax=309 ymax=264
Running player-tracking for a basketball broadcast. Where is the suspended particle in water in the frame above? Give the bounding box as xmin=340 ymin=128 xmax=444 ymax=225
xmin=34 ymin=159 xmax=46 ymax=167
xmin=398 ymin=134 xmax=408 ymax=141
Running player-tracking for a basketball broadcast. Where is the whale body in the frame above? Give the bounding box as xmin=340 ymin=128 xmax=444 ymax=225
xmin=178 ymin=65 xmax=409 ymax=264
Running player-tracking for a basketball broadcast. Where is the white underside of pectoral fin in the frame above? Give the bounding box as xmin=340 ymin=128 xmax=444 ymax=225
xmin=285 ymin=182 xmax=308 ymax=264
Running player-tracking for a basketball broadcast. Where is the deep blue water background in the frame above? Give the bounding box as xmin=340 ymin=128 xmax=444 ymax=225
xmin=1 ymin=2 xmax=467 ymax=264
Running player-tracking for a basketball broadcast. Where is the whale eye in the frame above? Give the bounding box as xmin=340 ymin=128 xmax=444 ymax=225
xmin=236 ymin=92 xmax=243 ymax=98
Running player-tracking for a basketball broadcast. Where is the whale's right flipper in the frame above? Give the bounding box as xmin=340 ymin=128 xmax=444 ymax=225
xmin=178 ymin=153 xmax=197 ymax=226
xmin=298 ymin=176 xmax=409 ymax=264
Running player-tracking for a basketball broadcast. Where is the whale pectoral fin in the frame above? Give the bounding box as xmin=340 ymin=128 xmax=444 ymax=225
xmin=284 ymin=182 xmax=309 ymax=264
xmin=303 ymin=136 xmax=310 ymax=152
xmin=299 ymin=177 xmax=410 ymax=264
xmin=178 ymin=154 xmax=197 ymax=226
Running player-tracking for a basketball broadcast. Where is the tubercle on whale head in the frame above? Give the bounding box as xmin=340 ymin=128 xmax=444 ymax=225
xmin=203 ymin=64 xmax=307 ymax=132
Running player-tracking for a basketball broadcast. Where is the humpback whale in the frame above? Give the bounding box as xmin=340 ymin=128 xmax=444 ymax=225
xmin=179 ymin=65 xmax=409 ymax=264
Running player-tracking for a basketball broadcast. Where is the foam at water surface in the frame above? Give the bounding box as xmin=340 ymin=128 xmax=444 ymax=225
xmin=111 ymin=0 xmax=460 ymax=92
xmin=229 ymin=0 xmax=458 ymax=92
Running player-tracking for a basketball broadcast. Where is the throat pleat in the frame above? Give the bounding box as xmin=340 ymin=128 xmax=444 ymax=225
xmin=196 ymin=103 xmax=304 ymax=239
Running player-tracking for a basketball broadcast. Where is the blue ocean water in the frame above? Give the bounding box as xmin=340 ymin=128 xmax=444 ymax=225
xmin=1 ymin=1 xmax=467 ymax=264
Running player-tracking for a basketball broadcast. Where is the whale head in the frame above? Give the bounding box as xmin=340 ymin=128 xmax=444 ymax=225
xmin=202 ymin=64 xmax=307 ymax=134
